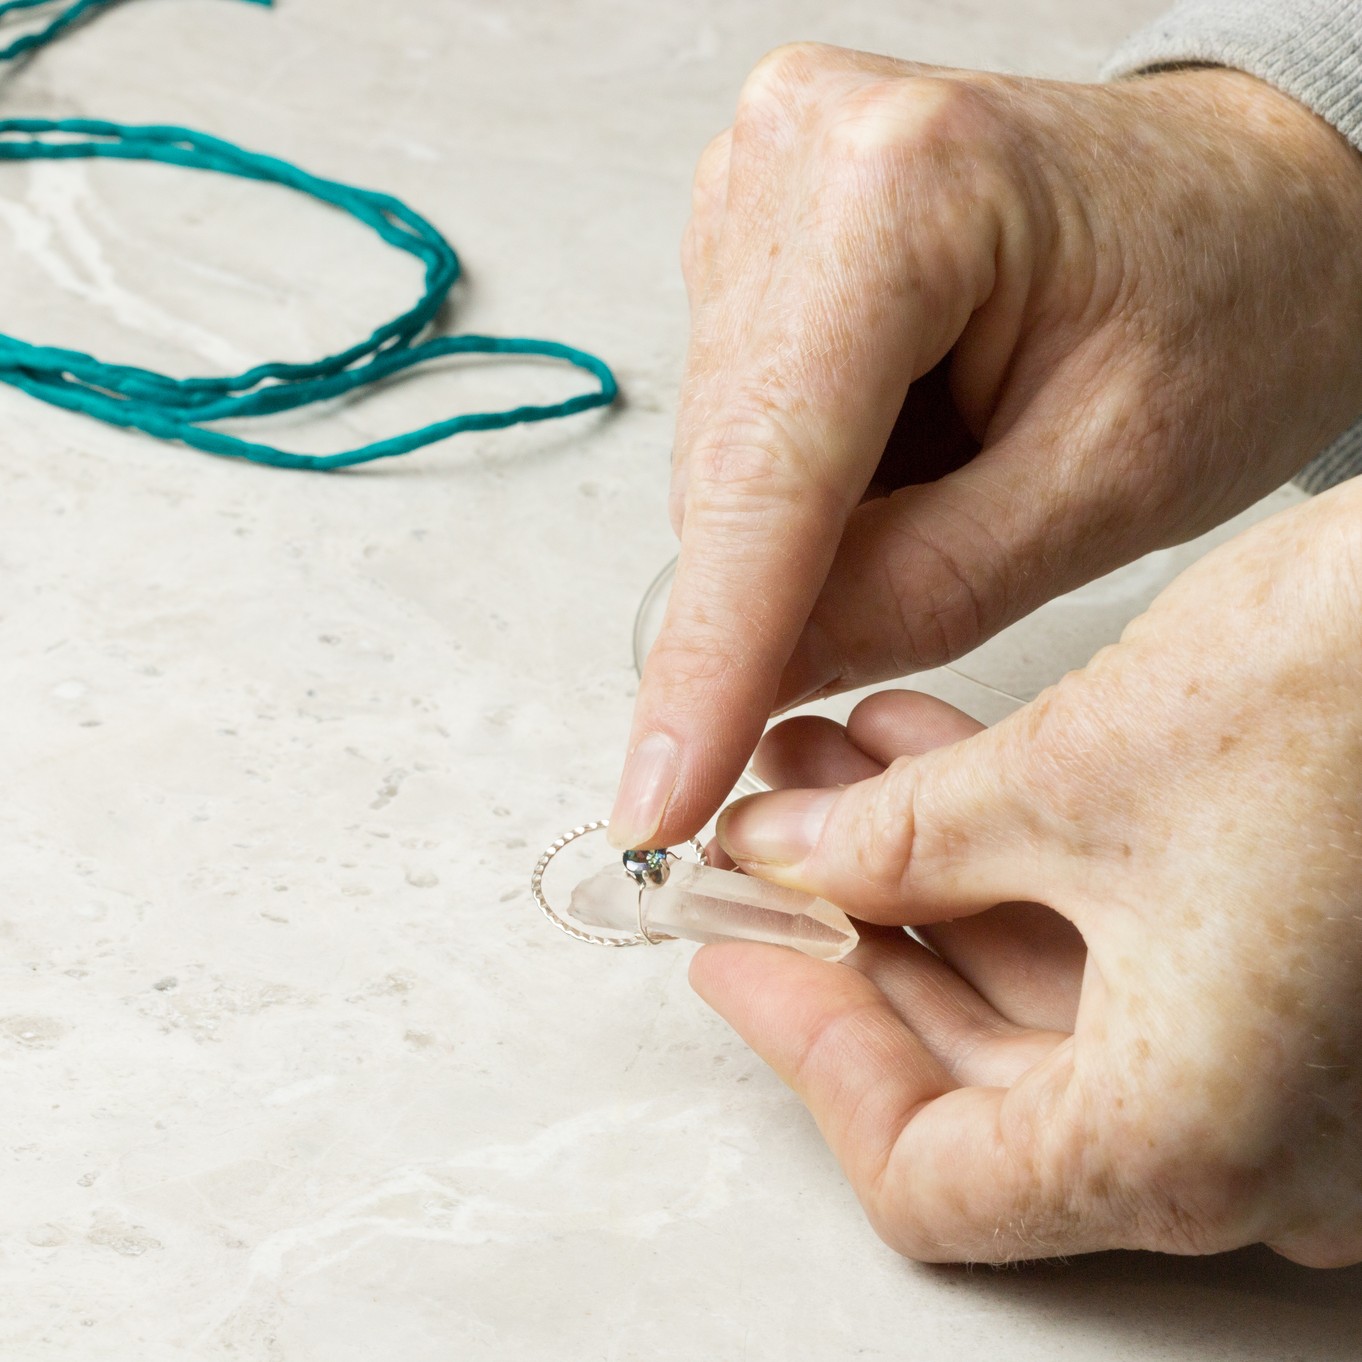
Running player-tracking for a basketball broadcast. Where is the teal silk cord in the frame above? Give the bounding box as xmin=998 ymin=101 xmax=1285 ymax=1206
xmin=0 ymin=0 xmax=618 ymax=470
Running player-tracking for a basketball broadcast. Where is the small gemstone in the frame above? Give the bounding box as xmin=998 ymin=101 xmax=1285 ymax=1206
xmin=622 ymin=847 xmax=670 ymax=886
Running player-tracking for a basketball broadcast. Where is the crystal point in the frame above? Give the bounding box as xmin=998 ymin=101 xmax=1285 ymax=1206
xmin=571 ymin=862 xmax=858 ymax=962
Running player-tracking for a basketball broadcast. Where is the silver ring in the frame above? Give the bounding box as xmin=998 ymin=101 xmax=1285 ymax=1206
xmin=531 ymin=820 xmax=704 ymax=948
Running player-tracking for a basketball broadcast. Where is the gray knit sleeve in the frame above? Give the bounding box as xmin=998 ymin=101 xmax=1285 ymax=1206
xmin=1103 ymin=1 xmax=1362 ymax=494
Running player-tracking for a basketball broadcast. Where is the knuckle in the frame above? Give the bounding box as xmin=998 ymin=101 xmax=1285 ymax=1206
xmin=820 ymin=75 xmax=996 ymax=167
xmin=834 ymin=751 xmax=981 ymax=910
xmin=685 ymin=410 xmax=844 ymax=517
xmin=820 ymin=79 xmax=916 ymax=161
xmin=684 ymin=452 xmax=818 ymax=542
xmin=688 ymin=434 xmax=786 ymax=500
xmin=739 ymin=41 xmax=838 ymax=116
xmin=851 ymin=756 xmax=934 ymax=901
xmin=691 ymin=129 xmax=732 ymax=211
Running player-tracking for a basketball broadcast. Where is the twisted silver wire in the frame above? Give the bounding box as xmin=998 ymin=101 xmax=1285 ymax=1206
xmin=531 ymin=819 xmax=704 ymax=948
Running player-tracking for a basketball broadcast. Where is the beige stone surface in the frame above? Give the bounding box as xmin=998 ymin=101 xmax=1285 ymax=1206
xmin=1 ymin=1 xmax=1358 ymax=1358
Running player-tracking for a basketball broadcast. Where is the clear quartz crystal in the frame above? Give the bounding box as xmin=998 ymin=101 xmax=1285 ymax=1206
xmin=570 ymin=861 xmax=858 ymax=962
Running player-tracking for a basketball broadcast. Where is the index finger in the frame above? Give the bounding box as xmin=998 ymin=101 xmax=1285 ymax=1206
xmin=609 ymin=74 xmax=1006 ymax=848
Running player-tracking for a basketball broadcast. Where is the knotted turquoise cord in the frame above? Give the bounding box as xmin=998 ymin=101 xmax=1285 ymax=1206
xmin=0 ymin=0 xmax=618 ymax=470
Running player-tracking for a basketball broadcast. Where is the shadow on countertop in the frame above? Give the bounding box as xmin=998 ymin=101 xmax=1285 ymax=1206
xmin=926 ymin=1244 xmax=1362 ymax=1361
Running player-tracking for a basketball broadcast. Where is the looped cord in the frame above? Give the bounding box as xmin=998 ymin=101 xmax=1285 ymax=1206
xmin=0 ymin=0 xmax=618 ymax=470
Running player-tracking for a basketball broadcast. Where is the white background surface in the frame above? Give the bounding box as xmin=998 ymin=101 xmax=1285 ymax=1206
xmin=2 ymin=1 xmax=1359 ymax=1358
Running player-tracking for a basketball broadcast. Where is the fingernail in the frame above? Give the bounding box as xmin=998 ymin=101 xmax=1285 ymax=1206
xmin=718 ymin=788 xmax=839 ymax=868
xmin=774 ymin=622 xmax=841 ymax=713
xmin=608 ymin=732 xmax=680 ymax=850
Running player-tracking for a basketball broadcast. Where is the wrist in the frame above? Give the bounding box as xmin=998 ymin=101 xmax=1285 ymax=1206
xmin=1142 ymin=68 xmax=1362 ymax=442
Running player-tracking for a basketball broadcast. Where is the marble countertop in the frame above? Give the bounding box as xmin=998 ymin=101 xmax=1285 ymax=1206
xmin=3 ymin=1 xmax=1359 ymax=1358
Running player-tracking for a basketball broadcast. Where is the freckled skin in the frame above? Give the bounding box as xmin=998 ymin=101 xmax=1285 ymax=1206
xmin=696 ymin=480 xmax=1362 ymax=1266
xmin=653 ymin=39 xmax=1362 ymax=1267
xmin=627 ymin=43 xmax=1362 ymax=853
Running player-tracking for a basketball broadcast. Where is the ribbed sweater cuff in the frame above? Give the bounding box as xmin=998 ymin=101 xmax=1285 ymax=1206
xmin=1103 ymin=1 xmax=1362 ymax=492
xmin=1102 ymin=1 xmax=1362 ymax=149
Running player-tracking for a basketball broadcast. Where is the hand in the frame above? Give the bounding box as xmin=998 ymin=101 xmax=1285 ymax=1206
xmin=693 ymin=482 xmax=1362 ymax=1265
xmin=610 ymin=44 xmax=1362 ymax=849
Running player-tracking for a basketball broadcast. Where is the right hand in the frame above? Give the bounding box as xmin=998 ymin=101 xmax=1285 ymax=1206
xmin=696 ymin=478 xmax=1362 ymax=1265
xmin=610 ymin=44 xmax=1362 ymax=850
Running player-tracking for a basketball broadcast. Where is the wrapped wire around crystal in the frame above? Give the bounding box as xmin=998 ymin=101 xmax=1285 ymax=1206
xmin=531 ymin=821 xmax=658 ymax=948
xmin=532 ymin=821 xmax=859 ymax=961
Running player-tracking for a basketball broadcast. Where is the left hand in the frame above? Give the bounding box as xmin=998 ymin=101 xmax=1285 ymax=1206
xmin=693 ymin=479 xmax=1362 ymax=1265
xmin=610 ymin=47 xmax=1362 ymax=850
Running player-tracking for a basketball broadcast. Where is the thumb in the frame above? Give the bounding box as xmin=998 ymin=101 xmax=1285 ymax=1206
xmin=716 ymin=716 xmax=1064 ymax=924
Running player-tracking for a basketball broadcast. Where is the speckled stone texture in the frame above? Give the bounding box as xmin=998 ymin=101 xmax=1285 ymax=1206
xmin=1 ymin=2 xmax=1358 ymax=1359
